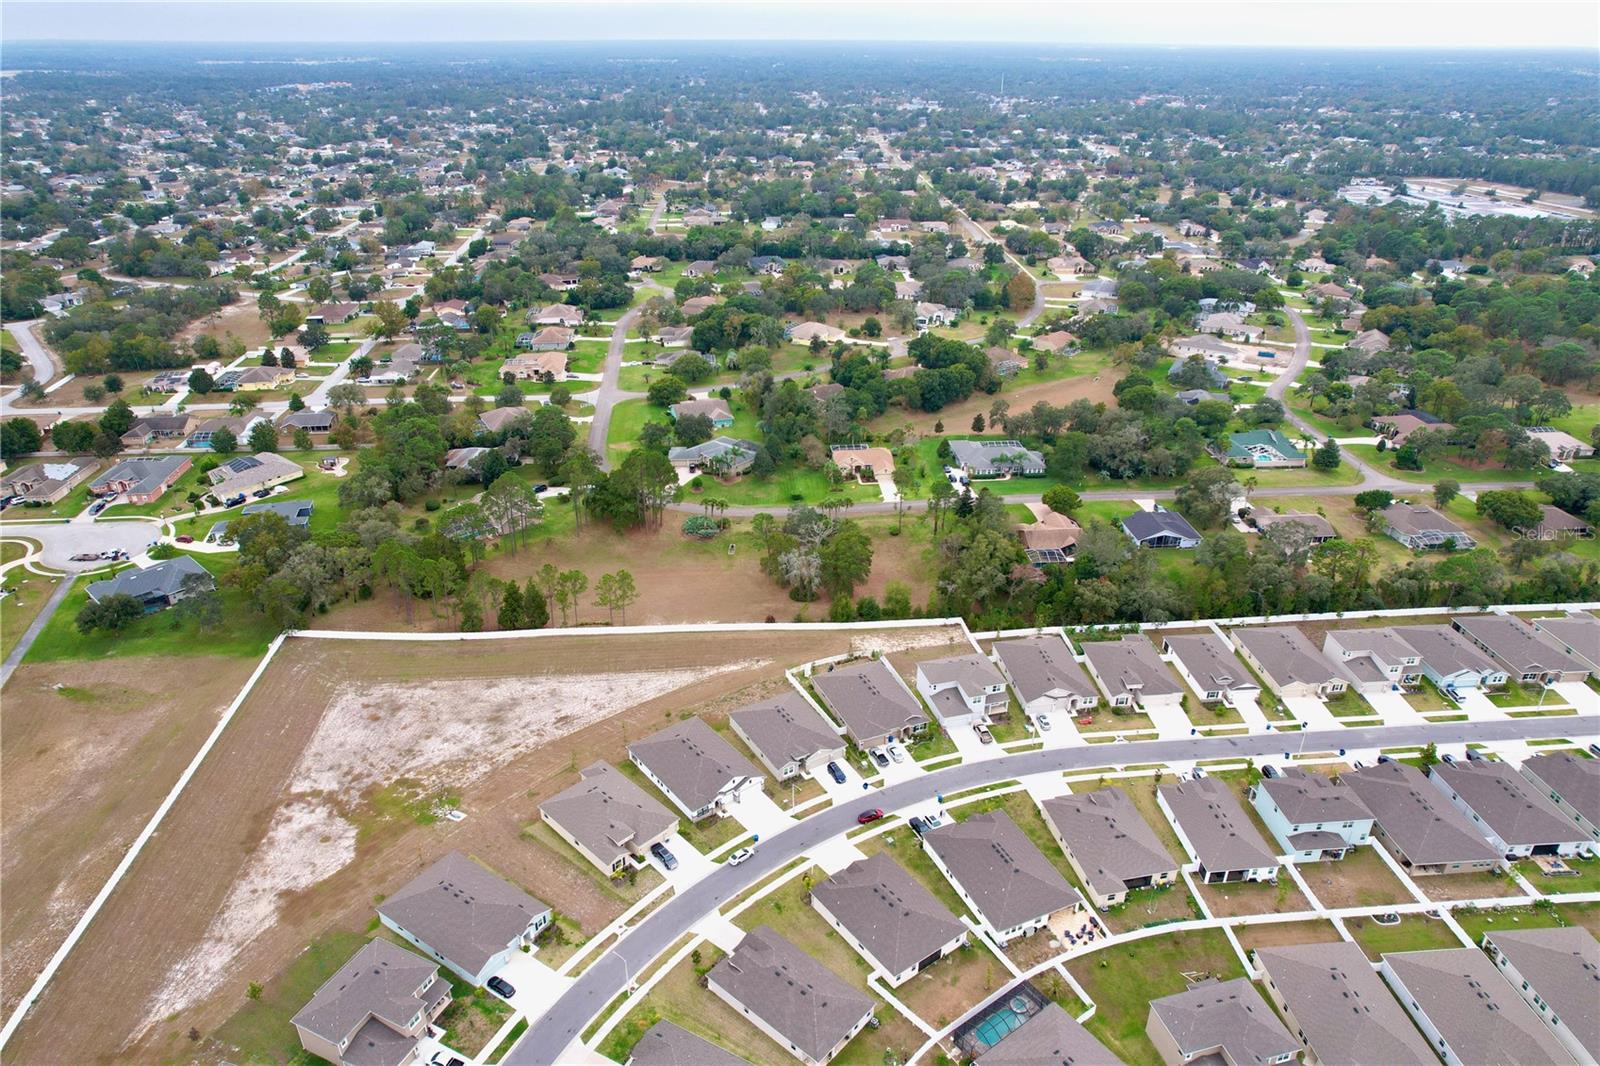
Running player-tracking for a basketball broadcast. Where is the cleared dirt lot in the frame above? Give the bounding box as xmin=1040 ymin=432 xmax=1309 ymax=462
xmin=3 ymin=624 xmax=966 ymax=1065
xmin=0 ymin=655 xmax=261 ymax=1025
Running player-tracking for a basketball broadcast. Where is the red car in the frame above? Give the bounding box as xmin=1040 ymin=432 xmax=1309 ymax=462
xmin=857 ymin=808 xmax=885 ymax=825
xmin=175 ymin=535 xmax=194 ymax=543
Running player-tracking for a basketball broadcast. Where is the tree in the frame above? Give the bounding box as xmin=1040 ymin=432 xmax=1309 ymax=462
xmin=366 ymin=300 xmax=408 ymax=340
xmin=1312 ymin=438 xmax=1341 ymax=470
xmin=608 ymin=570 xmax=638 ymax=624
xmin=1173 ymin=467 xmax=1240 ymax=529
xmin=647 ymin=375 xmax=689 ymax=407
xmin=1476 ymin=489 xmax=1542 ymax=532
xmin=818 ymin=520 xmax=873 ymax=599
xmin=1353 ymin=489 xmax=1394 ymax=512
xmin=188 ymin=367 xmax=216 ymax=394
xmin=99 ymin=398 xmax=134 ymax=438
xmin=554 ymin=569 xmax=589 ymax=626
xmin=1432 ymin=479 xmax=1461 ymax=509
xmin=1005 ymin=270 xmax=1036 ymax=313
xmin=1041 ymin=486 xmax=1081 ymax=517
xmin=970 ymin=413 xmax=985 ymax=432
xmin=51 ymin=420 xmax=96 ymax=453
xmin=209 ymin=426 xmax=238 ymax=455
xmin=0 ymin=418 xmax=43 ymax=459
xmin=301 ymin=320 xmax=330 ymax=351
xmin=247 ymin=421 xmax=278 ymax=454
xmin=497 ymin=580 xmax=525 ymax=630
xmin=76 ymin=592 xmax=144 ymax=633
xmin=327 ymin=382 xmax=366 ymax=410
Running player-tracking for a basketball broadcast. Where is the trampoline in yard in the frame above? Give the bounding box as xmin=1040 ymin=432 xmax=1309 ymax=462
xmin=953 ymin=981 xmax=1049 ymax=1057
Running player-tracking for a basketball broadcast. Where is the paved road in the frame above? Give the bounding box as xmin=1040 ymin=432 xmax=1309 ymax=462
xmin=508 ymin=713 xmax=1597 ymax=1064
xmin=0 ymin=519 xmax=163 ymax=571
xmin=586 ymin=286 xmax=665 ymax=468
xmin=2 ymin=320 xmax=57 ymax=389
xmin=0 ymin=575 xmax=72 ymax=689
xmin=1276 ymin=308 xmax=1392 ymax=488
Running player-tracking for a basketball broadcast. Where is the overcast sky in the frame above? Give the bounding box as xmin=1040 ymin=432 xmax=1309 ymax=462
xmin=3 ymin=0 xmax=1597 ymax=49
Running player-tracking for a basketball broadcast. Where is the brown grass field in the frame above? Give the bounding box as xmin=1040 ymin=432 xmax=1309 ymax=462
xmin=1 ymin=624 xmax=966 ymax=1065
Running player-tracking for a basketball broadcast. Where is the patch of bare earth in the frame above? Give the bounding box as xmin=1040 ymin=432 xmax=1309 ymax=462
xmin=6 ymin=626 xmax=967 ymax=1065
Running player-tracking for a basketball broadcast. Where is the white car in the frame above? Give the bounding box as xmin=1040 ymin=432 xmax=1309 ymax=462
xmin=727 ymin=847 xmax=755 ymax=866
xmin=1035 ymin=713 xmax=1052 ymax=732
xmin=886 ymin=740 xmax=907 ymax=763
xmin=443 ymin=809 xmax=467 ymax=822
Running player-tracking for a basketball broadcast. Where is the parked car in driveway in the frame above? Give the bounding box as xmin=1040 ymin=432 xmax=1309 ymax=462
xmin=1035 ymin=713 xmax=1051 ymax=732
xmin=650 ymin=842 xmax=678 ymax=870
xmin=974 ymin=724 xmax=993 ymax=744
xmin=857 ymin=808 xmax=884 ymax=825
xmin=827 ymin=761 xmax=847 ymax=783
xmin=886 ymin=740 xmax=907 ymax=763
xmin=486 ymin=976 xmax=515 ymax=999
xmin=909 ymin=816 xmax=929 ymax=836
xmin=1261 ymin=764 xmax=1280 ymax=778
xmin=869 ymin=746 xmax=890 ymax=767
xmin=175 ymin=534 xmax=194 ymax=543
xmin=727 ymin=847 xmax=755 ymax=866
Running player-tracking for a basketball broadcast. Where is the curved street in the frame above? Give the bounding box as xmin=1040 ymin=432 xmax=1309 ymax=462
xmin=508 ymin=712 xmax=1595 ymax=1065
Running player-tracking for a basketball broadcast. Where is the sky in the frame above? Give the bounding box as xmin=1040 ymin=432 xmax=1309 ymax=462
xmin=2 ymin=0 xmax=1597 ymax=48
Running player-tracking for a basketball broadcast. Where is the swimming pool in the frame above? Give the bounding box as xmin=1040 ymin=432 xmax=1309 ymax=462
xmin=968 ymin=995 xmax=1035 ymax=1048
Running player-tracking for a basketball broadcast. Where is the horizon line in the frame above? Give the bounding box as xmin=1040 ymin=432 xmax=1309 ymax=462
xmin=5 ymin=38 xmax=1596 ymax=51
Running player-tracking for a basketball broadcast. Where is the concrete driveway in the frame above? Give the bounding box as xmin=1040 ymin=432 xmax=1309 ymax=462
xmin=1283 ymin=694 xmax=1341 ymax=730
xmin=727 ymin=788 xmax=793 ymax=843
xmin=651 ymin=831 xmax=716 ymax=889
xmin=1359 ymin=689 xmax=1425 ymax=724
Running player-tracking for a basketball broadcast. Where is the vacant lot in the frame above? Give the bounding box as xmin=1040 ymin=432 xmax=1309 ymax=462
xmin=1298 ymin=846 xmax=1415 ymax=909
xmin=1233 ymin=919 xmax=1343 ymax=954
xmin=1195 ymin=874 xmax=1310 ymax=919
xmin=6 ymin=625 xmax=966 ymax=1065
xmin=1416 ymin=868 xmax=1522 ymax=902
xmin=0 ymin=654 xmax=260 ymax=1025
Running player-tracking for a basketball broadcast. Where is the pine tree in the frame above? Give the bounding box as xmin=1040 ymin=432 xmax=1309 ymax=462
xmin=498 ymin=581 xmax=524 ymax=630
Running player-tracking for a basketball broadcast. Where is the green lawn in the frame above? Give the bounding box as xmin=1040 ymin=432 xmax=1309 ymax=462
xmin=26 ymin=552 xmax=280 ymax=663
xmin=1345 ymin=444 xmax=1534 ymax=485
xmin=1453 ymin=903 xmax=1577 ymax=945
xmin=699 ymin=468 xmax=879 ymax=508
xmin=1346 ymin=914 xmax=1461 ymax=960
xmin=1067 ymin=929 xmax=1247 ymax=1064
xmin=1518 ymin=853 xmax=1600 ymax=895
xmin=606 ymin=398 xmax=670 ymax=465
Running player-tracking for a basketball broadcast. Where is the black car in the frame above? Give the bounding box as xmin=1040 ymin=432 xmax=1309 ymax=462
xmin=486 ymin=976 xmax=516 ymax=999
xmin=908 ymin=816 xmax=929 ymax=836
xmin=827 ymin=761 xmax=847 ymax=784
xmin=1260 ymin=764 xmax=1280 ymax=778
xmin=650 ymin=841 xmax=678 ymax=870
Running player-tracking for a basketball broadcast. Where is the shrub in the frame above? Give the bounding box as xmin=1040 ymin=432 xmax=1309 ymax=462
xmin=682 ymin=515 xmax=720 ymax=539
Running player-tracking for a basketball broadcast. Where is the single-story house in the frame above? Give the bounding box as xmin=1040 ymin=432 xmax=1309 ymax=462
xmin=984 ymin=346 xmax=1026 ymax=376
xmin=1219 ymin=429 xmax=1305 ymax=469
xmin=1081 ymin=635 xmax=1185 ymax=711
xmin=538 ymin=762 xmax=678 ymax=876
xmin=207 ymin=498 xmax=315 ymax=541
xmin=627 ymin=717 xmax=764 ymax=822
xmin=810 ymin=657 xmax=928 ymax=747
xmin=513 ymin=327 xmax=574 ymax=353
xmin=444 ymin=446 xmax=490 ymax=471
xmin=1249 ymin=767 xmax=1374 ymax=861
xmin=830 ymin=445 xmax=894 ymax=481
xmin=1388 ymin=624 xmax=1509 ymax=693
xmin=1121 ymin=507 xmax=1201 ymax=549
xmin=1016 ymin=502 xmax=1081 ymax=562
xmin=85 ymin=555 xmax=215 ymax=611
xmin=377 ymin=851 xmax=551 ymax=987
xmin=811 ymin=852 xmax=968 ymax=987
xmin=1343 ymin=762 xmax=1501 ymax=875
xmin=1167 ymin=338 xmax=1235 ymax=371
xmin=667 ymin=436 xmax=758 ymax=476
xmin=1481 ymin=927 xmax=1600 ymax=1064
xmin=1158 ymin=779 xmax=1279 ymax=884
xmin=208 ymin=452 xmax=305 ymax=497
xmin=291 ymin=939 xmax=450 ymax=1066
xmin=529 ymin=303 xmax=583 ymax=327
xmin=668 ymin=397 xmax=733 ymax=427
xmin=1146 ymin=978 xmax=1299 ymax=1066
xmin=1255 ymin=942 xmax=1438 ymax=1066
xmin=947 ymin=439 xmax=1046 ymax=478
xmin=121 ymin=413 xmax=193 ymax=447
xmin=655 ymin=325 xmax=694 ymax=348
xmin=1347 ymin=328 xmax=1391 ymax=353
xmin=0 ymin=457 xmax=96 ymax=504
xmin=1031 ymin=330 xmax=1079 ymax=355
xmin=1195 ymin=311 xmax=1264 ymax=343
xmin=626 ymin=1021 xmax=745 ymax=1066
xmin=1379 ymin=948 xmax=1574 ymax=1066
xmin=1528 ymin=426 xmax=1594 ymax=462
xmin=1371 ymin=411 xmax=1453 ymax=447
xmin=1428 ymin=759 xmax=1589 ymax=859
xmin=309 ymin=302 xmax=360 ymax=324
xmin=1451 ymin=614 xmax=1591 ymax=685
xmin=187 ymin=414 xmax=268 ymax=450
xmin=89 ymin=455 xmax=191 ymax=504
xmin=681 ymin=260 xmax=716 ymax=278
xmin=1161 ymin=633 xmax=1259 ymax=706
xmin=279 ymin=409 xmax=335 ymax=433
xmin=1041 ymin=788 xmax=1179 ymax=909
xmin=477 ymin=406 xmax=529 ymax=434
xmin=790 ymin=321 xmax=849 ymax=344
xmin=972 ymin=1002 xmax=1120 ymax=1066
xmin=500 ymin=350 xmax=568 ymax=381
xmin=1527 ymin=505 xmax=1592 ymax=541
xmin=914 ymin=653 xmax=1009 ymax=730
xmin=922 ymin=810 xmax=1084 ymax=944
xmin=1322 ymin=626 xmax=1425 ymax=694
xmin=914 ymin=301 xmax=956 ymax=329
xmin=231 ymin=364 xmax=296 ymax=391
xmin=992 ymin=635 xmax=1099 ymax=721
xmin=1251 ymin=510 xmax=1337 ymax=545
xmin=1380 ymin=502 xmax=1475 ymax=551
xmin=708 ymin=926 xmax=874 ymax=1066
xmin=1232 ymin=625 xmax=1351 ymax=699
xmin=728 ymin=691 xmax=844 ymax=782
xmin=1519 ymin=752 xmax=1600 ymax=851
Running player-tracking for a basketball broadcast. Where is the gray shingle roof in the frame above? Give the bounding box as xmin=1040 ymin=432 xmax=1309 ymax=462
xmin=1040 ymin=788 xmax=1177 ymax=901
xmin=1383 ymin=948 xmax=1576 ymax=1066
xmin=1431 ymin=760 xmax=1585 ymax=848
xmin=85 ymin=555 xmax=212 ymax=604
xmin=1521 ymin=752 xmax=1600 ymax=828
xmin=1232 ymin=625 xmax=1349 ymax=689
xmin=1453 ymin=615 xmax=1589 ymax=678
xmin=1343 ymin=762 xmax=1500 ymax=867
xmin=538 ymin=762 xmax=677 ymax=867
xmin=1148 ymin=977 xmax=1299 ymax=1066
xmin=377 ymin=851 xmax=549 ymax=977
xmin=1483 ymin=927 xmax=1600 ymax=1060
xmin=1120 ymin=508 xmax=1201 ymax=544
xmin=709 ymin=926 xmax=874 ymax=1063
xmin=1255 ymin=941 xmax=1436 ymax=1066
xmin=973 ymin=1002 xmax=1122 ymax=1065
xmin=89 ymin=454 xmax=189 ymax=497
xmin=728 ymin=691 xmax=842 ymax=773
xmin=924 ymin=810 xmax=1081 ymax=933
xmin=291 ymin=939 xmax=442 ymax=1050
xmin=1258 ymin=768 xmax=1372 ymax=826
xmin=811 ymin=658 xmax=927 ymax=744
xmin=918 ymin=653 xmax=1006 ymax=696
xmin=1081 ymin=636 xmax=1183 ymax=701
xmin=812 ymin=852 xmax=966 ymax=977
xmin=627 ymin=717 xmax=762 ymax=814
xmin=627 ymin=1020 xmax=749 ymax=1066
xmin=1159 ymin=779 xmax=1278 ymax=874
xmin=992 ymin=636 xmax=1098 ymax=706
xmin=1162 ymin=634 xmax=1257 ymax=696
xmin=1388 ymin=624 xmax=1502 ymax=680
xmin=1533 ymin=612 xmax=1600 ymax=667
